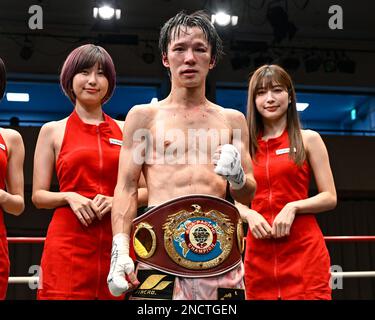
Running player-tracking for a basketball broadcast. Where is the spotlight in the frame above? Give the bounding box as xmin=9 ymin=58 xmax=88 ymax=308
xmin=323 ymin=52 xmax=337 ymax=73
xmin=304 ymin=53 xmax=322 ymax=73
xmin=20 ymin=37 xmax=33 ymax=60
xmin=20 ymin=46 xmax=33 ymax=60
xmin=323 ymin=59 xmax=336 ymax=72
xmin=266 ymin=2 xmax=297 ymax=42
xmin=211 ymin=12 xmax=238 ymax=27
xmin=93 ymin=3 xmax=121 ymax=20
xmin=337 ymin=52 xmax=356 ymax=73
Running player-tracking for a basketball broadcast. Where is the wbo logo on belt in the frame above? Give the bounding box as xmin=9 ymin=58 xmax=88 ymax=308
xmin=163 ymin=204 xmax=234 ymax=270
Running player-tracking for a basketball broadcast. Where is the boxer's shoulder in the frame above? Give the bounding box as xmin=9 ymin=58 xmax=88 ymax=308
xmin=209 ymin=102 xmax=244 ymax=117
xmin=219 ymin=106 xmax=247 ymax=129
xmin=127 ymin=104 xmax=157 ymax=126
xmin=128 ymin=103 xmax=156 ymax=115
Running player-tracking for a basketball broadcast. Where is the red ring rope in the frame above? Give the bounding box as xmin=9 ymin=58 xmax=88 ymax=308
xmin=6 ymin=235 xmax=375 ymax=244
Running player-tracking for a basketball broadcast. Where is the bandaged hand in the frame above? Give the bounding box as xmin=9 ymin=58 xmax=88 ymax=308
xmin=107 ymin=233 xmax=139 ymax=297
xmin=213 ymin=144 xmax=246 ymax=190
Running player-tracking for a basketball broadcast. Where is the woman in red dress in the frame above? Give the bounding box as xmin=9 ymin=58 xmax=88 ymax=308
xmin=0 ymin=57 xmax=25 ymax=299
xmin=238 ymin=64 xmax=337 ymax=300
xmin=32 ymin=45 xmax=147 ymax=299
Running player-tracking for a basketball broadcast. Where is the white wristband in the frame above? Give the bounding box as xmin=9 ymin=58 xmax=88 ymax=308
xmin=229 ymin=167 xmax=246 ymax=190
xmin=214 ymin=144 xmax=246 ymax=190
xmin=113 ymin=233 xmax=130 ymax=255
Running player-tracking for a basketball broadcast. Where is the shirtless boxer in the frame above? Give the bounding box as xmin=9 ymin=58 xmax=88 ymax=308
xmin=107 ymin=11 xmax=256 ymax=300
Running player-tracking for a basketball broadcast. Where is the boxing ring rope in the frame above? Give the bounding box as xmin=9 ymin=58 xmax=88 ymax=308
xmin=7 ymin=236 xmax=375 ymax=244
xmin=6 ymin=236 xmax=375 ymax=284
xmin=8 ymin=277 xmax=39 ymax=284
xmin=324 ymin=236 xmax=375 ymax=242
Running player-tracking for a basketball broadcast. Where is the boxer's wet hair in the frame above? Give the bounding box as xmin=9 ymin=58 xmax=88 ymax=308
xmin=60 ymin=44 xmax=116 ymax=104
xmin=159 ymin=10 xmax=224 ymax=66
xmin=0 ymin=58 xmax=6 ymax=100
xmin=247 ymin=64 xmax=306 ymax=165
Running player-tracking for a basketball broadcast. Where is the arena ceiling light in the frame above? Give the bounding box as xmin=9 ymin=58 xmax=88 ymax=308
xmin=6 ymin=93 xmax=30 ymax=102
xmin=93 ymin=4 xmax=121 ymax=20
xmin=211 ymin=12 xmax=238 ymax=27
xmin=296 ymin=103 xmax=309 ymax=112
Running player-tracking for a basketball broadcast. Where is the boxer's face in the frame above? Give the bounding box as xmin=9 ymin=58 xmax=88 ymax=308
xmin=162 ymin=26 xmax=215 ymax=88
xmin=72 ymin=62 xmax=108 ymax=106
xmin=254 ymin=81 xmax=290 ymax=121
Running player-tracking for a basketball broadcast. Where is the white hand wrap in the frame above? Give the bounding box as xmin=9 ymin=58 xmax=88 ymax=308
xmin=107 ymin=233 xmax=134 ymax=297
xmin=214 ymin=144 xmax=246 ymax=190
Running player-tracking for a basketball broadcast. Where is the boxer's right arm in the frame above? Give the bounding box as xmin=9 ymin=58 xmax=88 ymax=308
xmin=108 ymin=105 xmax=151 ymax=296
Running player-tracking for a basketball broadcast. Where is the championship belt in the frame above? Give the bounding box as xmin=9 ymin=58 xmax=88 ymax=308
xmin=131 ymin=194 xmax=245 ymax=278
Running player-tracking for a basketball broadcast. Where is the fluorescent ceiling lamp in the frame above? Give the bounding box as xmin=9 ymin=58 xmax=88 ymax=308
xmin=6 ymin=93 xmax=30 ymax=102
xmin=231 ymin=16 xmax=238 ymax=26
xmin=99 ymin=6 xmax=115 ymax=20
xmin=93 ymin=5 xmax=121 ymax=20
xmin=214 ymin=12 xmax=231 ymax=26
xmin=211 ymin=12 xmax=238 ymax=27
xmin=296 ymin=103 xmax=309 ymax=111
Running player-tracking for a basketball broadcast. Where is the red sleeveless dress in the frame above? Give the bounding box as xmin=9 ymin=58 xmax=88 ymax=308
xmin=244 ymin=129 xmax=331 ymax=300
xmin=37 ymin=110 xmax=125 ymax=299
xmin=0 ymin=134 xmax=9 ymax=299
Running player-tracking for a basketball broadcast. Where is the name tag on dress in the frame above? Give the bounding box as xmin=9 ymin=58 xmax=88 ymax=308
xmin=0 ymin=144 xmax=5 ymax=151
xmin=276 ymin=147 xmax=296 ymax=155
xmin=109 ymin=138 xmax=122 ymax=146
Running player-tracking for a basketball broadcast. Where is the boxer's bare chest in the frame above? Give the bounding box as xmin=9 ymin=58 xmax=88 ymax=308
xmin=148 ymin=108 xmax=233 ymax=164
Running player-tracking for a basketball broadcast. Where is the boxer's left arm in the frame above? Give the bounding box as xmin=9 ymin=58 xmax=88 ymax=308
xmin=214 ymin=110 xmax=256 ymax=206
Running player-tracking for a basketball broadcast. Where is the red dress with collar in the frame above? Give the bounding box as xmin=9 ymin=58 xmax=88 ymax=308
xmin=0 ymin=134 xmax=8 ymax=299
xmin=37 ymin=110 xmax=125 ymax=299
xmin=244 ymin=129 xmax=331 ymax=300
